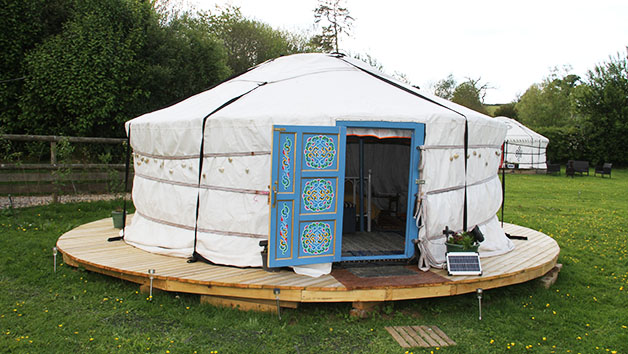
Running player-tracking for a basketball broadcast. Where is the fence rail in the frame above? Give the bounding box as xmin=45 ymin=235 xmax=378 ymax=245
xmin=1 ymin=134 xmax=131 ymax=198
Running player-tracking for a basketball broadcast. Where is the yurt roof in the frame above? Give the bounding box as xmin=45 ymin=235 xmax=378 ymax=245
xmin=127 ymin=53 xmax=504 ymax=147
xmin=494 ymin=116 xmax=549 ymax=146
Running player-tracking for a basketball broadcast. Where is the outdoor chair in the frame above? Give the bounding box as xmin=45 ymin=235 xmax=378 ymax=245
xmin=566 ymin=161 xmax=575 ymax=178
xmin=594 ymin=163 xmax=612 ymax=178
xmin=546 ymin=163 xmax=560 ymax=175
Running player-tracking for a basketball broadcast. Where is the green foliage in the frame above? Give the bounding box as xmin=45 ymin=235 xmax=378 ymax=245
xmin=433 ymin=74 xmax=456 ymax=100
xmin=18 ymin=0 xmax=152 ymax=137
xmin=516 ymin=67 xmax=580 ymax=128
xmin=574 ymin=48 xmax=628 ymax=166
xmin=138 ymin=13 xmax=230 ymax=112
xmin=535 ymin=126 xmax=589 ymax=164
xmin=447 ymin=232 xmax=476 ymax=250
xmin=1 ymin=173 xmax=628 ymax=353
xmin=452 ymin=78 xmax=489 ymax=114
xmin=2 ymin=1 xmax=294 ymax=140
xmin=201 ymin=6 xmax=310 ymax=74
xmin=493 ymin=102 xmax=518 ymax=119
xmin=51 ymin=137 xmax=75 ymax=195
xmin=0 ymin=0 xmax=72 ymax=132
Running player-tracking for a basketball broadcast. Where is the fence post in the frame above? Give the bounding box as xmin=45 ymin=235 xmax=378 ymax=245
xmin=51 ymin=141 xmax=57 ymax=203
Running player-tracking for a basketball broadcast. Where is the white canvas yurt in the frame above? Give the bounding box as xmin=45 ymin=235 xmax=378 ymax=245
xmin=123 ymin=53 xmax=514 ymax=277
xmin=495 ymin=116 xmax=549 ymax=169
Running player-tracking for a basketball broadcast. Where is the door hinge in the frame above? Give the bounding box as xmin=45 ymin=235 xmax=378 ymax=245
xmin=415 ymin=179 xmax=425 ymax=185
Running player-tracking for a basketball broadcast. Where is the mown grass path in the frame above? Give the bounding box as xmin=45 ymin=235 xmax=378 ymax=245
xmin=1 ymin=170 xmax=626 ymax=353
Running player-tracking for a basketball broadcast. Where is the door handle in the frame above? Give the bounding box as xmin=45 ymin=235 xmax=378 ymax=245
xmin=272 ymin=182 xmax=278 ymax=208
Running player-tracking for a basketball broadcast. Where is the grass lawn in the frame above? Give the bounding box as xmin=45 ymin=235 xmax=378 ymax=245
xmin=1 ymin=170 xmax=627 ymax=353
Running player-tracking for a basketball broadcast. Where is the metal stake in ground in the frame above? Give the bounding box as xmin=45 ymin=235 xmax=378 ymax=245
xmin=148 ymin=269 xmax=156 ymax=300
xmin=52 ymin=247 xmax=58 ymax=272
xmin=274 ymin=288 xmax=281 ymax=320
xmin=477 ymin=288 xmax=483 ymax=320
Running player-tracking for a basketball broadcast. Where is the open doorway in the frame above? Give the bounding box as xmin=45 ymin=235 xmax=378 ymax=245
xmin=341 ymin=134 xmax=412 ymax=259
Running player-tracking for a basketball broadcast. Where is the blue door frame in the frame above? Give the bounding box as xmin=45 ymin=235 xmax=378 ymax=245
xmin=336 ymin=121 xmax=425 ymax=261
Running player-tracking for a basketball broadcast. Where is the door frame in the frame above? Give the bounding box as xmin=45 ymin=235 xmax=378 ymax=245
xmin=336 ymin=121 xmax=425 ymax=261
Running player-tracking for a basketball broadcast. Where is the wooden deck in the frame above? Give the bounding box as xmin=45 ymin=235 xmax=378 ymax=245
xmin=57 ymin=217 xmax=559 ymax=310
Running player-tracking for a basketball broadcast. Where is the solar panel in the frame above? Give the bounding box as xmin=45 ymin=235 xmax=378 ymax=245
xmin=446 ymin=252 xmax=482 ymax=276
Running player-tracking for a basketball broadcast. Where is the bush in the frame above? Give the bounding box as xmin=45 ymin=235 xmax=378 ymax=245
xmin=535 ymin=126 xmax=590 ymax=164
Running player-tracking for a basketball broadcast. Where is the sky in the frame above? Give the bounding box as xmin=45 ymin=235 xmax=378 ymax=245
xmin=191 ymin=0 xmax=628 ymax=104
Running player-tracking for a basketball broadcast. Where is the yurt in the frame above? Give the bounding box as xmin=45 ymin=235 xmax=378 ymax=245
xmin=495 ymin=116 xmax=549 ymax=170
xmin=123 ymin=53 xmax=514 ymax=277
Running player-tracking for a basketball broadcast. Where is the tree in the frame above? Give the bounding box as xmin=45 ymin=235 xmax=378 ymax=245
xmin=202 ymin=6 xmax=310 ymax=74
xmin=516 ymin=67 xmax=580 ymax=128
xmin=451 ymin=78 xmax=489 ymax=114
xmin=0 ymin=0 xmax=73 ymax=133
xmin=574 ymin=48 xmax=628 ymax=164
xmin=493 ymin=102 xmax=518 ymax=119
xmin=15 ymin=0 xmax=231 ymax=138
xmin=433 ymin=74 xmax=456 ymax=100
xmin=17 ymin=0 xmax=154 ymax=137
xmin=313 ymin=0 xmax=354 ymax=53
xmin=139 ymin=13 xmax=230 ymax=112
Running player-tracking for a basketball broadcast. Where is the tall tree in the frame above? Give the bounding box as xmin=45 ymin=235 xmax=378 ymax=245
xmin=313 ymin=0 xmax=354 ymax=53
xmin=433 ymin=74 xmax=456 ymax=100
xmin=0 ymin=0 xmax=73 ymax=133
xmin=516 ymin=67 xmax=580 ymax=128
xmin=15 ymin=0 xmax=230 ymax=137
xmin=574 ymin=48 xmax=628 ymax=164
xmin=202 ymin=6 xmax=310 ymax=74
xmin=451 ymin=78 xmax=489 ymax=114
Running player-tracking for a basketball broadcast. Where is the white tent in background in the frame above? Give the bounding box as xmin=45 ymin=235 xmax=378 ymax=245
xmin=122 ymin=53 xmax=514 ymax=277
xmin=495 ymin=116 xmax=549 ymax=169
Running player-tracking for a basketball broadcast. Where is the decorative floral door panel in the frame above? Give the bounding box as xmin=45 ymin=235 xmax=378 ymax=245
xmin=269 ymin=125 xmax=346 ymax=267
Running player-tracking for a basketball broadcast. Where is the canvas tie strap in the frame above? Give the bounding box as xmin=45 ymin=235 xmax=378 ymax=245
xmin=336 ymin=55 xmax=471 ymax=269
xmin=188 ymin=82 xmax=268 ymax=264
xmin=108 ymin=124 xmax=132 ymax=242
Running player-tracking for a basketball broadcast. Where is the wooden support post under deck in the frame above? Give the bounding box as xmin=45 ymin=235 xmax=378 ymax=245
xmin=200 ymin=295 xmax=299 ymax=313
xmin=538 ymin=263 xmax=563 ymax=289
xmin=350 ymin=301 xmax=380 ymax=318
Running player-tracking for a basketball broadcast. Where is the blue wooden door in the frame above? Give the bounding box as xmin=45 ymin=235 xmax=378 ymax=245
xmin=269 ymin=125 xmax=346 ymax=267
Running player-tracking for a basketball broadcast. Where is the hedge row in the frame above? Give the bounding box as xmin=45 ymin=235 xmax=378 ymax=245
xmin=536 ymin=126 xmax=624 ymax=166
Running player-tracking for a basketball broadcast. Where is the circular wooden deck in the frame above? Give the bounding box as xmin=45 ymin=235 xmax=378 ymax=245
xmin=57 ymin=217 xmax=559 ymax=310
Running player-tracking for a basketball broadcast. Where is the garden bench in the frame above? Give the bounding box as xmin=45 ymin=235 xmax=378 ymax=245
xmin=568 ymin=160 xmax=589 ymax=176
xmin=594 ymin=163 xmax=612 ymax=178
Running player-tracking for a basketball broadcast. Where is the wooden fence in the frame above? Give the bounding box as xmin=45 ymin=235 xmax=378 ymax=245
xmin=0 ymin=134 xmax=132 ymax=199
